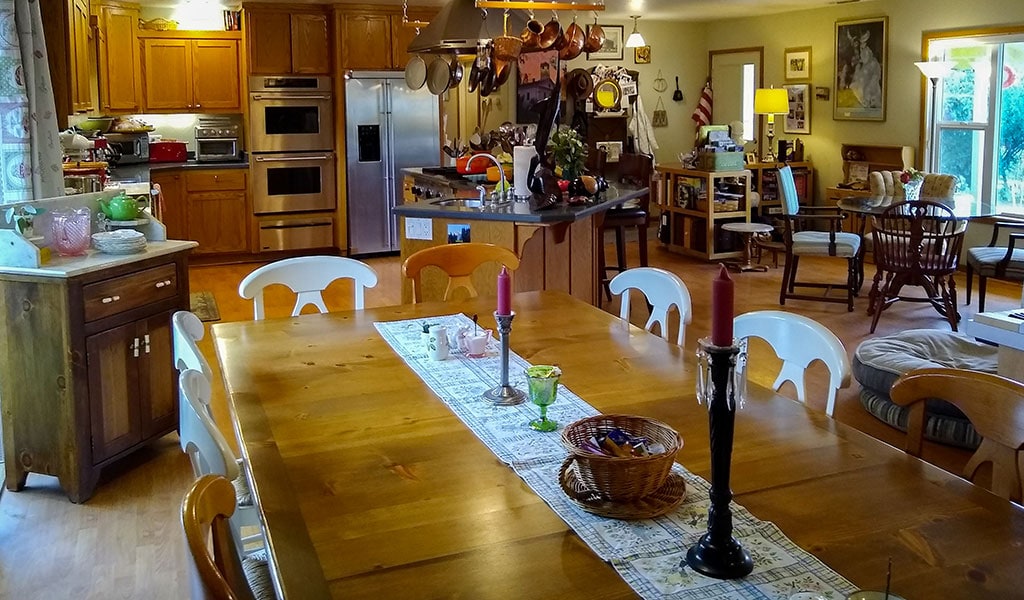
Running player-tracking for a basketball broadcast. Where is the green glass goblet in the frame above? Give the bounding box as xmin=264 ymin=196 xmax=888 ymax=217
xmin=525 ymin=365 xmax=561 ymax=432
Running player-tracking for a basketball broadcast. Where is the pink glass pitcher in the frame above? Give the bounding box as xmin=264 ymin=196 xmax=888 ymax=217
xmin=50 ymin=207 xmax=92 ymax=256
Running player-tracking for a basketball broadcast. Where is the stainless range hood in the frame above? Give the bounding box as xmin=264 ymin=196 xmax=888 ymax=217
xmin=406 ymin=0 xmax=528 ymax=54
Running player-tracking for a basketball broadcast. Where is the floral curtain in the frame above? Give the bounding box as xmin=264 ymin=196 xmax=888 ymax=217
xmin=0 ymin=0 xmax=62 ymax=205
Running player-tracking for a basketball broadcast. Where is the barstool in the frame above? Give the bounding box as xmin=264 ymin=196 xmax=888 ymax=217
xmin=598 ymin=152 xmax=654 ymax=303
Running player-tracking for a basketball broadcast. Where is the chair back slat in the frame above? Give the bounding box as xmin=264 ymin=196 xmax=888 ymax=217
xmin=608 ymin=267 xmax=692 ymax=346
xmin=238 ymin=255 xmax=379 ymax=320
xmin=402 ymin=243 xmax=520 ymax=303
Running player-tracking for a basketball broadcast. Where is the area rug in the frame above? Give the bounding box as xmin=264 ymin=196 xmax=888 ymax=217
xmin=189 ymin=291 xmax=221 ymax=322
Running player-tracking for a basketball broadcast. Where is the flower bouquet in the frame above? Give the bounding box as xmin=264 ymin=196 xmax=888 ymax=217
xmin=899 ymin=168 xmax=925 ymax=200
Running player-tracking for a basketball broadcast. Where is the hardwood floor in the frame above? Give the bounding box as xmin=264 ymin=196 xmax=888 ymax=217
xmin=0 ymin=239 xmax=1018 ymax=598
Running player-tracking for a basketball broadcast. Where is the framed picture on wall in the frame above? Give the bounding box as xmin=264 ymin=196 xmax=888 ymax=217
xmin=784 ymin=46 xmax=811 ymax=81
xmin=783 ymin=84 xmax=811 ymax=134
xmin=634 ymin=45 xmax=651 ymax=64
xmin=834 ymin=16 xmax=887 ymax=121
xmin=515 ymin=50 xmax=560 ymax=124
xmin=586 ymin=25 xmax=623 ymax=61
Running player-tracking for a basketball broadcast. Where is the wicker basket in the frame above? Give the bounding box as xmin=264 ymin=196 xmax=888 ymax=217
xmin=561 ymin=414 xmax=682 ymax=502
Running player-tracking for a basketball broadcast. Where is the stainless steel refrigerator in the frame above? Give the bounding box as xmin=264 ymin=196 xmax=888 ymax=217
xmin=346 ymin=72 xmax=440 ymax=255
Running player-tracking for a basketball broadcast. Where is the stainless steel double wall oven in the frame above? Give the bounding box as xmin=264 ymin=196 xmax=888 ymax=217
xmin=249 ymin=75 xmax=336 ymax=252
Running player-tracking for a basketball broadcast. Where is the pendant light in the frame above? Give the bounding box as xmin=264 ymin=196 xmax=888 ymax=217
xmin=625 ymin=15 xmax=645 ymax=48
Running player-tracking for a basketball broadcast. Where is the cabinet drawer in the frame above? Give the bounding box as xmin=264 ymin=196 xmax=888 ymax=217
xmin=186 ymin=170 xmax=246 ymax=192
xmin=83 ymin=264 xmax=179 ymax=322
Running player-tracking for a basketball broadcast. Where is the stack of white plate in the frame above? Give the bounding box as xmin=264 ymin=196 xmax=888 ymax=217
xmin=92 ymin=229 xmax=147 ymax=254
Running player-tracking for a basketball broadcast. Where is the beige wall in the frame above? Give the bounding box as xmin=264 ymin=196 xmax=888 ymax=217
xmin=703 ymin=0 xmax=1024 ymax=200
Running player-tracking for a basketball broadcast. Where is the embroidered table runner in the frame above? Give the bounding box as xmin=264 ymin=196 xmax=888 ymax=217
xmin=374 ymin=314 xmax=854 ymax=599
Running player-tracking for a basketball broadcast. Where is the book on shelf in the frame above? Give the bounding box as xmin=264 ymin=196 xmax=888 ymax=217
xmin=972 ymin=310 xmax=1024 ymax=333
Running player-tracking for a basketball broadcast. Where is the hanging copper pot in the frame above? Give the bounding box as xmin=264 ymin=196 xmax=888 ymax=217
xmin=584 ymin=21 xmax=605 ymax=54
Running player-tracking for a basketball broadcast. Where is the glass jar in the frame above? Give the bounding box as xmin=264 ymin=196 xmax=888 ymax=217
xmin=50 ymin=207 xmax=92 ymax=256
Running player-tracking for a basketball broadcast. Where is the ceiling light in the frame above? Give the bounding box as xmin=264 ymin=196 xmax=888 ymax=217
xmin=625 ymin=16 xmax=645 ymax=48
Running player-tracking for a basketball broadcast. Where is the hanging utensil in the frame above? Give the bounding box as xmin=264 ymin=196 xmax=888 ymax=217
xmin=673 ymin=76 xmax=684 ymax=102
xmin=583 ymin=13 xmax=604 ymax=54
xmin=405 ymin=54 xmax=427 ymax=90
xmin=652 ymin=69 xmax=668 ymax=93
xmin=427 ymin=56 xmax=451 ymax=95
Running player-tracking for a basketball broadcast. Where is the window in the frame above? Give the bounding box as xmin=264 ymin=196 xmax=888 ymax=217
xmin=927 ymin=30 xmax=1024 ymax=215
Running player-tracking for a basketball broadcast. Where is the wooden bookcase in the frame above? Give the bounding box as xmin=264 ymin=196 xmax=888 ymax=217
xmin=656 ymin=164 xmax=750 ymax=261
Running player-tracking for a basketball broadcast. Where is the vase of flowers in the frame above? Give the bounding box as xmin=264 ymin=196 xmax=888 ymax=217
xmin=549 ymin=126 xmax=588 ymax=188
xmin=900 ymin=168 xmax=925 ymax=201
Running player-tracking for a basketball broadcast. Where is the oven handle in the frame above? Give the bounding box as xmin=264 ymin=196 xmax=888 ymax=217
xmin=250 ymin=94 xmax=332 ymax=101
xmin=253 ymin=154 xmax=332 ymax=162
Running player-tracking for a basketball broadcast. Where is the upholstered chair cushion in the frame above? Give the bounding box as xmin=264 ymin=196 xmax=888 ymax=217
xmin=868 ymin=170 xmax=957 ymax=198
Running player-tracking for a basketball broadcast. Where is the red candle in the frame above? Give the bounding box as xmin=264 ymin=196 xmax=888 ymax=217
xmin=711 ymin=264 xmax=734 ymax=347
xmin=497 ymin=266 xmax=512 ymax=315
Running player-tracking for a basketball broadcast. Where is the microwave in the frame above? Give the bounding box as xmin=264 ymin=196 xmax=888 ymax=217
xmin=106 ymin=132 xmax=149 ymax=164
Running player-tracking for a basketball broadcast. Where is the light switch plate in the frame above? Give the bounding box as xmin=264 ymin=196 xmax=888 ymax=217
xmin=405 ymin=218 xmax=432 ymax=241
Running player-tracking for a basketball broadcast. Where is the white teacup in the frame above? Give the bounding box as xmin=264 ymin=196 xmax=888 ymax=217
xmin=459 ymin=329 xmax=492 ymax=357
xmin=426 ymin=325 xmax=449 ymax=361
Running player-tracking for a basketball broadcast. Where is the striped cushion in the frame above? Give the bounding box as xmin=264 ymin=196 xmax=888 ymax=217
xmin=233 ymin=459 xmax=254 ymax=507
xmin=792 ymin=231 xmax=860 ymax=257
xmin=859 ymin=388 xmax=981 ymax=449
xmin=242 ymin=551 xmax=276 ymax=600
xmin=967 ymin=246 xmax=1024 ymax=278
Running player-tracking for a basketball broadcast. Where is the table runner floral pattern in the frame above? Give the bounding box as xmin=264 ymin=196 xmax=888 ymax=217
xmin=375 ymin=314 xmax=854 ymax=599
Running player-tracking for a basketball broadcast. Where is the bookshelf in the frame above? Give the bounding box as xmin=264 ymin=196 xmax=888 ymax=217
xmin=656 ymin=164 xmax=751 ymax=261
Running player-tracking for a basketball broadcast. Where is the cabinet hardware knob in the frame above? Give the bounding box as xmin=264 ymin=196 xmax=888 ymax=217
xmin=143 ymin=334 xmax=151 ymax=354
xmin=101 ymin=295 xmax=121 ymax=304
xmin=132 ymin=337 xmax=140 ymax=358
xmin=154 ymin=279 xmax=172 ymax=288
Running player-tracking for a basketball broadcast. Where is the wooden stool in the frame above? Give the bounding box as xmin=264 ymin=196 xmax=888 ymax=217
xmin=598 ymin=153 xmax=654 ymax=303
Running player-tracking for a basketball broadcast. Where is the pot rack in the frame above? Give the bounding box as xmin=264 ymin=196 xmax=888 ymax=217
xmin=474 ymin=1 xmax=605 ymax=9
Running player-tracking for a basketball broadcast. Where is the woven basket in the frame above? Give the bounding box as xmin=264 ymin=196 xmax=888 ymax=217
xmin=561 ymin=414 xmax=682 ymax=502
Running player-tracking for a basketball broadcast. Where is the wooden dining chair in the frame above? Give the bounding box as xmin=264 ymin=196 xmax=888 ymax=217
xmin=734 ymin=310 xmax=851 ymax=417
xmin=179 ymin=369 xmax=264 ymax=557
xmin=182 ymin=474 xmax=275 ymax=600
xmin=868 ymin=200 xmax=966 ymax=333
xmin=777 ymin=165 xmax=862 ymax=311
xmin=890 ymin=368 xmax=1024 ymax=503
xmin=238 ymin=255 xmax=379 ymax=320
xmin=402 ymin=242 xmax=520 ymax=303
xmin=608 ymin=267 xmax=692 ymax=347
xmin=965 ymin=220 xmax=1024 ymax=313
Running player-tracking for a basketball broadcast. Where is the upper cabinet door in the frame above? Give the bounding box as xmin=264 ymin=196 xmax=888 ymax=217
xmin=291 ymin=13 xmax=330 ymax=74
xmin=143 ymin=39 xmax=192 ymax=111
xmin=247 ymin=10 xmax=292 ymax=74
xmin=99 ymin=5 xmax=141 ymax=112
xmin=191 ymin=40 xmax=241 ymax=110
xmin=71 ymin=0 xmax=93 ymax=112
xmin=340 ymin=14 xmax=390 ymax=70
xmin=390 ymin=9 xmax=435 ymax=71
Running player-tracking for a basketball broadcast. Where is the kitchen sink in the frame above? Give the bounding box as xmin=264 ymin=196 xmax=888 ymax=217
xmin=429 ymin=198 xmax=511 ymax=209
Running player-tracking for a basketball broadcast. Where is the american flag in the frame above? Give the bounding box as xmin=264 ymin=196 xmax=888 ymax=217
xmin=691 ymin=81 xmax=713 ymax=129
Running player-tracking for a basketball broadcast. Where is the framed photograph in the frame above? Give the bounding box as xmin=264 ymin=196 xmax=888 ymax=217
xmin=745 ymin=152 xmax=758 ymax=165
xmin=515 ymin=50 xmax=559 ymax=124
xmin=634 ymin=45 xmax=651 ymax=64
xmin=815 ymin=86 xmax=830 ymax=101
xmin=783 ymin=84 xmax=811 ymax=134
xmin=595 ymin=141 xmax=623 ymax=162
xmin=784 ymin=46 xmax=811 ymax=81
xmin=834 ymin=16 xmax=887 ymax=121
xmin=586 ymin=25 xmax=623 ymax=61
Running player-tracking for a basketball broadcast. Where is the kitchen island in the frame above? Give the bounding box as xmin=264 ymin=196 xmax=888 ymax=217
xmin=393 ymin=183 xmax=648 ymax=305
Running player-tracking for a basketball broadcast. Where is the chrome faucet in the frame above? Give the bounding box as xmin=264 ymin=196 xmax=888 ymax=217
xmin=467 ymin=153 xmax=508 ymax=203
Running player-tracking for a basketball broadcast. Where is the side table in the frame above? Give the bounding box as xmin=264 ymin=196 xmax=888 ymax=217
xmin=722 ymin=222 xmax=773 ymax=272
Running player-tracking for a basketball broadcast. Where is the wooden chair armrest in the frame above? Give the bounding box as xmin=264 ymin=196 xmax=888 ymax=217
xmin=995 ymin=232 xmax=1024 ymax=272
xmin=799 ymin=206 xmax=842 ymax=214
xmin=987 ymin=221 xmax=1024 ymax=246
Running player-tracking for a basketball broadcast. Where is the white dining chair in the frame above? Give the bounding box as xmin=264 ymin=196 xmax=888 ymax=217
xmin=172 ymin=310 xmax=213 ymax=382
xmin=734 ymin=310 xmax=851 ymax=416
xmin=608 ymin=267 xmax=693 ymax=347
xmin=238 ymin=255 xmax=379 ymax=320
xmin=179 ymin=368 xmax=265 ymax=556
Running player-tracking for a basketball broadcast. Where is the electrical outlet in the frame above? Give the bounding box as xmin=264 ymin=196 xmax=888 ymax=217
xmin=405 ymin=218 xmax=432 ymax=241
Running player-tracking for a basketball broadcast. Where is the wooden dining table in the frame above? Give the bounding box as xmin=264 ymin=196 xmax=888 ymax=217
xmin=212 ymin=291 xmax=1024 ymax=599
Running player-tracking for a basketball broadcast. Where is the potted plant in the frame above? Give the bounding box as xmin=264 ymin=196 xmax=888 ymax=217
xmin=548 ymin=126 xmax=588 ymax=187
xmin=4 ymin=204 xmax=43 ymax=238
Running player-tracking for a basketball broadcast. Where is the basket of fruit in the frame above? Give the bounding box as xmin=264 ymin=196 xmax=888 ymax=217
xmin=561 ymin=414 xmax=682 ymax=502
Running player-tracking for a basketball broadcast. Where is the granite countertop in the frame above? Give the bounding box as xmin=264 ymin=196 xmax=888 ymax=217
xmin=110 ymin=159 xmax=249 ymax=183
xmin=393 ymin=184 xmax=648 ymax=224
xmin=403 ymin=167 xmax=490 ymax=192
xmin=0 ymin=240 xmax=199 ymax=278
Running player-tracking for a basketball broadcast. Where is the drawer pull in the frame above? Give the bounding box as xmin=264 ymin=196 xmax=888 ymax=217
xmin=131 ymin=337 xmax=140 ymax=358
xmin=143 ymin=334 xmax=151 ymax=354
xmin=154 ymin=279 xmax=173 ymax=288
xmin=101 ymin=295 xmax=121 ymax=304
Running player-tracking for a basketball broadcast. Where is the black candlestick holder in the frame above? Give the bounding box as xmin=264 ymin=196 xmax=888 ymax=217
xmin=483 ymin=311 xmax=526 ymax=405
xmin=684 ymin=337 xmax=753 ymax=580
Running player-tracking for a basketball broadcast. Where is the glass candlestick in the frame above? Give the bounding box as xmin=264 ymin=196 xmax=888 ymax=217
xmin=483 ymin=312 xmax=526 ymax=405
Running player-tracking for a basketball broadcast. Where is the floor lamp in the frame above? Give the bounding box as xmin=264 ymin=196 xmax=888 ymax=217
xmin=914 ymin=60 xmax=954 ymax=172
xmin=754 ymin=87 xmax=789 ymax=163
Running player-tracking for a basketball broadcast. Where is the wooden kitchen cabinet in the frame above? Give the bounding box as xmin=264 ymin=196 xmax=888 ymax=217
xmin=336 ymin=7 xmax=437 ymax=71
xmin=152 ymin=170 xmax=186 ymax=239
xmin=0 ymin=249 xmax=192 ymax=503
xmin=245 ymin=7 xmax=331 ymax=74
xmin=41 ymin=0 xmax=96 ymax=124
xmin=185 ymin=169 xmax=250 ymax=255
xmin=96 ymin=1 xmax=141 ymax=112
xmin=140 ymin=32 xmax=242 ymax=113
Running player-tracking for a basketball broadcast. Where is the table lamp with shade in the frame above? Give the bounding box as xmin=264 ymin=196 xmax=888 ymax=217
xmin=915 ymin=59 xmax=955 ymax=172
xmin=754 ymin=87 xmax=789 ymax=163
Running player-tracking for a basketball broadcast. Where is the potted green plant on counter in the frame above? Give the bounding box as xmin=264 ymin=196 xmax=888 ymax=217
xmin=549 ymin=126 xmax=588 ymax=198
